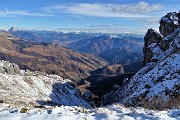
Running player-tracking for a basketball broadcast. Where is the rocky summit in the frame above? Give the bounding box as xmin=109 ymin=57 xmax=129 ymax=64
xmin=159 ymin=12 xmax=179 ymax=37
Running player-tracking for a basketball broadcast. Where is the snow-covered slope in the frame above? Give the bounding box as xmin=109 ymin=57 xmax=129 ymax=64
xmin=123 ymin=28 xmax=180 ymax=102
xmin=102 ymin=28 xmax=180 ymax=107
xmin=1 ymin=60 xmax=179 ymax=119
xmin=0 ymin=103 xmax=179 ymax=120
xmin=0 ymin=60 xmax=91 ymax=108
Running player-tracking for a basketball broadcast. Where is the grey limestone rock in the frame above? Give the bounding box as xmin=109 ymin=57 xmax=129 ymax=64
xmin=143 ymin=28 xmax=163 ymax=66
xmin=159 ymin=12 xmax=179 ymax=37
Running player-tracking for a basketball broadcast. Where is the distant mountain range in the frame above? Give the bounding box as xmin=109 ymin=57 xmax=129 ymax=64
xmin=67 ymin=35 xmax=143 ymax=54
xmin=7 ymin=27 xmax=144 ymax=66
xmin=8 ymin=27 xmax=102 ymax=44
xmin=8 ymin=27 xmax=143 ymax=45
xmin=67 ymin=35 xmax=144 ymax=65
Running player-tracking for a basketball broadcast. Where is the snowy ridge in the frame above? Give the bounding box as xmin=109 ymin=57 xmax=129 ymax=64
xmin=161 ymin=12 xmax=179 ymax=25
xmin=102 ymin=28 xmax=180 ymax=106
xmin=0 ymin=27 xmax=8 ymax=32
xmin=0 ymin=60 xmax=91 ymax=108
xmin=123 ymin=29 xmax=180 ymax=102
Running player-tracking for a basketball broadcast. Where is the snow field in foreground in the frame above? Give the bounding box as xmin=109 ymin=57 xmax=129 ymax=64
xmin=0 ymin=104 xmax=179 ymax=120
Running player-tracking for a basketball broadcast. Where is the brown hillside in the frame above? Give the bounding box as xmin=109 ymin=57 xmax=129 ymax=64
xmin=0 ymin=32 xmax=108 ymax=82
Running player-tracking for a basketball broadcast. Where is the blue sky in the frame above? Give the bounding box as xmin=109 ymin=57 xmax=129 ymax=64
xmin=0 ymin=0 xmax=179 ymax=34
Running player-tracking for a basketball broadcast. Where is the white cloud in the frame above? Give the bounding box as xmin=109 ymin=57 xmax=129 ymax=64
xmin=111 ymin=2 xmax=163 ymax=14
xmin=85 ymin=23 xmax=129 ymax=28
xmin=43 ymin=2 xmax=164 ymax=18
xmin=0 ymin=9 xmax=52 ymax=17
xmin=0 ymin=2 xmax=164 ymax=18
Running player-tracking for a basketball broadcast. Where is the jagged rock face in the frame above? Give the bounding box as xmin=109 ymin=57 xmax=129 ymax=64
xmin=0 ymin=60 xmax=91 ymax=108
xmin=143 ymin=28 xmax=163 ymax=66
xmin=102 ymin=28 xmax=180 ymax=106
xmin=122 ymin=29 xmax=180 ymax=104
xmin=0 ymin=61 xmax=20 ymax=74
xmin=159 ymin=12 xmax=179 ymax=37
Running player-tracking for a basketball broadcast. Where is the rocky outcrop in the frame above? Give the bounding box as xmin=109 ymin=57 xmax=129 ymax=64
xmin=102 ymin=29 xmax=180 ymax=107
xmin=143 ymin=11 xmax=180 ymax=66
xmin=143 ymin=28 xmax=163 ymax=66
xmin=122 ymin=29 xmax=180 ymax=105
xmin=102 ymin=12 xmax=180 ymax=108
xmin=159 ymin=12 xmax=179 ymax=37
xmin=0 ymin=61 xmax=20 ymax=74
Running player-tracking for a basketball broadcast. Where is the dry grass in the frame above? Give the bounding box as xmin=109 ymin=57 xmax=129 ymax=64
xmin=134 ymin=95 xmax=180 ymax=110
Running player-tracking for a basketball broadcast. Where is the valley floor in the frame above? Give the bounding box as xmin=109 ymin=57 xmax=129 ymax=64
xmin=0 ymin=104 xmax=179 ymax=120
